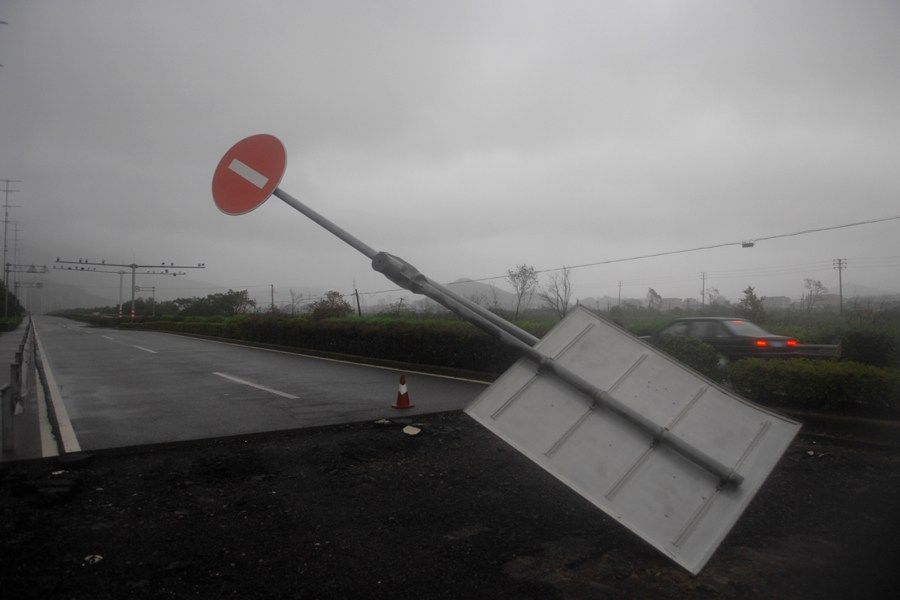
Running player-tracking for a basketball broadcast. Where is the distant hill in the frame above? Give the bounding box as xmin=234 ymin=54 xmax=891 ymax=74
xmin=21 ymin=281 xmax=115 ymax=314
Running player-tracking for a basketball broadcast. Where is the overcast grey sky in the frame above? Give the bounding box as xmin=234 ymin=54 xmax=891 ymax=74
xmin=1 ymin=0 xmax=898 ymax=307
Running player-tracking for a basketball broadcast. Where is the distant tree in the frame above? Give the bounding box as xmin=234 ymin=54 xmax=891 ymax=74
xmin=539 ymin=267 xmax=573 ymax=318
xmin=506 ymin=264 xmax=538 ymax=320
xmin=288 ymin=288 xmax=304 ymax=316
xmin=173 ymin=289 xmax=255 ymax=316
xmin=487 ymin=283 xmax=503 ymax=314
xmin=154 ymin=300 xmax=179 ymax=315
xmin=802 ymin=278 xmax=828 ymax=312
xmin=706 ymin=287 xmax=728 ymax=306
xmin=646 ymin=288 xmax=662 ymax=310
xmin=467 ymin=292 xmax=488 ymax=307
xmin=310 ymin=290 xmax=353 ymax=319
xmin=737 ymin=286 xmax=766 ymax=322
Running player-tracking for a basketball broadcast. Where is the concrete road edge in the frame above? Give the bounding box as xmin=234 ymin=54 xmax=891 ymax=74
xmin=32 ymin=321 xmax=81 ymax=454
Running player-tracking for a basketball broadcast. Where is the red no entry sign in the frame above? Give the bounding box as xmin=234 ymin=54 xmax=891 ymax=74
xmin=212 ymin=134 xmax=287 ymax=215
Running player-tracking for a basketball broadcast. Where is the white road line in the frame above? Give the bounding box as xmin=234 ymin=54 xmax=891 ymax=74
xmin=133 ymin=345 xmax=158 ymax=354
xmin=213 ymin=372 xmax=299 ymax=399
xmin=228 ymin=158 xmax=268 ymax=189
xmin=102 ymin=335 xmax=115 ymax=340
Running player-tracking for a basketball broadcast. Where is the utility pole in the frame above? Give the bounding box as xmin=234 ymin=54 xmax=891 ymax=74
xmin=700 ymin=272 xmax=707 ymax=308
xmin=270 ymin=284 xmax=275 ymax=313
xmin=118 ymin=271 xmax=124 ymax=316
xmin=56 ymin=258 xmax=205 ymax=320
xmin=12 ymin=223 xmax=22 ymax=297
xmin=617 ymin=280 xmax=623 ymax=307
xmin=353 ymin=279 xmax=362 ymax=316
xmin=1 ymin=179 xmax=21 ymax=317
xmin=833 ymin=258 xmax=847 ymax=316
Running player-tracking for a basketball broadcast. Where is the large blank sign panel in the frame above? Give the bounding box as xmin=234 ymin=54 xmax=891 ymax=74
xmin=465 ymin=307 xmax=800 ymax=573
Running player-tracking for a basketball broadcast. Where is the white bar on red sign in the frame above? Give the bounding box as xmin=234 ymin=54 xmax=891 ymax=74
xmin=228 ymin=158 xmax=268 ymax=189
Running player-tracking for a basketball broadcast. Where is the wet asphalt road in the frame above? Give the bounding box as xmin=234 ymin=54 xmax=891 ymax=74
xmin=34 ymin=316 xmax=487 ymax=450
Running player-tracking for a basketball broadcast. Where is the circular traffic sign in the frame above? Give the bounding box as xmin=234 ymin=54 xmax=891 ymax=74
xmin=212 ymin=134 xmax=287 ymax=215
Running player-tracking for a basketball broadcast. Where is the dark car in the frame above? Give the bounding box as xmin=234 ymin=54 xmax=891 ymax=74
xmin=652 ymin=317 xmax=799 ymax=363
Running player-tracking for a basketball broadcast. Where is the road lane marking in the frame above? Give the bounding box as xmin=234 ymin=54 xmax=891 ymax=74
xmin=228 ymin=158 xmax=268 ymax=189
xmin=133 ymin=345 xmax=158 ymax=354
xmin=102 ymin=335 xmax=115 ymax=340
xmin=213 ymin=372 xmax=299 ymax=399
xmin=171 ymin=335 xmax=491 ymax=385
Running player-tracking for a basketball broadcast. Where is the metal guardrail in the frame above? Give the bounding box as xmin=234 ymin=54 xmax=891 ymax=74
xmin=1 ymin=316 xmax=33 ymax=453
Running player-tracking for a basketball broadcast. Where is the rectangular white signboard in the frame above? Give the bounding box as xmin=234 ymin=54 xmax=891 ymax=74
xmin=465 ymin=307 xmax=800 ymax=573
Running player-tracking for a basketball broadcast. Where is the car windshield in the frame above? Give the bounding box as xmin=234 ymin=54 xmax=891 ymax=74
xmin=724 ymin=320 xmax=773 ymax=337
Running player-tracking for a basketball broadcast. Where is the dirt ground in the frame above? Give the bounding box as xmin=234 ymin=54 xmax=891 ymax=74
xmin=1 ymin=411 xmax=898 ymax=600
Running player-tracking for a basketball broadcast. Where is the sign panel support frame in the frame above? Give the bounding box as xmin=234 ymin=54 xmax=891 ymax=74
xmin=271 ymin=186 xmax=742 ymax=486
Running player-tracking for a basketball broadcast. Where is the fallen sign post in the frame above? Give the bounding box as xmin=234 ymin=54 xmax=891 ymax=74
xmin=212 ymin=134 xmax=801 ymax=573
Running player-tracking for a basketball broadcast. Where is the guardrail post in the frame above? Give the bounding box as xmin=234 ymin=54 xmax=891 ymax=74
xmin=1 ymin=385 xmax=13 ymax=453
xmin=10 ymin=362 xmax=20 ymax=400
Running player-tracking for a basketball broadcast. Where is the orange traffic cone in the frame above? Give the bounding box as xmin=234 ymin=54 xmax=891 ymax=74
xmin=393 ymin=375 xmax=414 ymax=409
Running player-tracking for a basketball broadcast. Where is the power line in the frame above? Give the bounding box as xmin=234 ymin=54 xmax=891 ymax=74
xmin=70 ymin=216 xmax=896 ymax=310
xmin=342 ymin=216 xmax=900 ymax=299
xmin=523 ymin=214 xmax=900 ymax=279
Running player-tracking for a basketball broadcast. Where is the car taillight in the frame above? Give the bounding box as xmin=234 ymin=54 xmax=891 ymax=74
xmin=755 ymin=339 xmax=769 ymax=347
xmin=787 ymin=339 xmax=798 ymax=347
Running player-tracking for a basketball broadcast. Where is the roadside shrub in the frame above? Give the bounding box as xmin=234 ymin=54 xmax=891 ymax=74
xmin=839 ymin=330 xmax=899 ymax=369
xmin=0 ymin=315 xmax=22 ymax=332
xmin=648 ymin=335 xmax=721 ymax=380
xmin=123 ymin=320 xmax=226 ymax=337
xmin=623 ymin=318 xmax=671 ymax=337
xmin=730 ymin=358 xmax=900 ymax=414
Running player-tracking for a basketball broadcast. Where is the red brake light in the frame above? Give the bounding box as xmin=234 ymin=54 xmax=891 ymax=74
xmin=787 ymin=339 xmax=798 ymax=347
xmin=755 ymin=339 xmax=769 ymax=347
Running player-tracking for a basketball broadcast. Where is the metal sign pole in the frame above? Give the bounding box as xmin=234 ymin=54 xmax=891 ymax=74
xmin=273 ymin=188 xmax=540 ymax=347
xmin=271 ymin=186 xmax=741 ymax=486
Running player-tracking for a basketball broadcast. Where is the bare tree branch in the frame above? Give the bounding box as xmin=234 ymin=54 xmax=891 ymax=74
xmin=538 ymin=267 xmax=573 ymax=318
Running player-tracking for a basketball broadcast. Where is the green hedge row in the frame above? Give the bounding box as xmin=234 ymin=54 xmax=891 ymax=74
xmin=121 ymin=316 xmax=522 ymax=374
xmin=648 ymin=335 xmax=722 ymax=380
xmin=729 ymin=358 xmax=900 ymax=414
xmin=0 ymin=315 xmax=23 ymax=332
xmin=112 ymin=316 xmax=900 ymax=415
xmin=123 ymin=317 xmax=722 ymax=378
xmin=765 ymin=323 xmax=899 ymax=368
